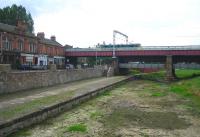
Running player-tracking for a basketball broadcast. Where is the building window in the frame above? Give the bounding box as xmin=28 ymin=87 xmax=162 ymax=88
xmin=29 ymin=42 xmax=36 ymax=53
xmin=3 ymin=36 xmax=12 ymax=51
xmin=18 ymin=40 xmax=24 ymax=51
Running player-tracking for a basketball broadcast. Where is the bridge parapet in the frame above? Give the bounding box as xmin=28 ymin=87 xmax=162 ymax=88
xmin=66 ymin=45 xmax=200 ymax=57
xmin=119 ymin=63 xmax=165 ymax=69
xmin=66 ymin=45 xmax=200 ymax=52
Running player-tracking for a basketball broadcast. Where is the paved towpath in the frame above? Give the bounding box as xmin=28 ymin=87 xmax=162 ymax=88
xmin=0 ymin=76 xmax=129 ymax=123
xmin=0 ymin=76 xmax=129 ymax=109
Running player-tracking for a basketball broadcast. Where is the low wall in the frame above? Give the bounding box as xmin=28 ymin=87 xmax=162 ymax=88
xmin=0 ymin=68 xmax=104 ymax=94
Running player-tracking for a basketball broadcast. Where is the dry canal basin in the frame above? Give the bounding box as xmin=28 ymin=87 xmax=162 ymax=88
xmin=9 ymin=80 xmax=200 ymax=137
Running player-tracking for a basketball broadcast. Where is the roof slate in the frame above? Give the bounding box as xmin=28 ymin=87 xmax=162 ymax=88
xmin=0 ymin=22 xmax=63 ymax=47
xmin=39 ymin=38 xmax=63 ymax=47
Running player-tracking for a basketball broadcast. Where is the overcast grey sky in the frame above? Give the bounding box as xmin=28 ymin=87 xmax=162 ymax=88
xmin=1 ymin=0 xmax=200 ymax=47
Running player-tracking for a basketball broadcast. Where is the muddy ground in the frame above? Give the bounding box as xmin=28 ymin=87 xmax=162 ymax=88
xmin=10 ymin=80 xmax=200 ymax=137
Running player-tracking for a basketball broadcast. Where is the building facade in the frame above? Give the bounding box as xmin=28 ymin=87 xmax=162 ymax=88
xmin=37 ymin=32 xmax=65 ymax=68
xmin=0 ymin=21 xmax=38 ymax=69
xmin=0 ymin=21 xmax=65 ymax=69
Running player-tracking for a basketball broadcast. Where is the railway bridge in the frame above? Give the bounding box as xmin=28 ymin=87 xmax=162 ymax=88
xmin=65 ymin=45 xmax=200 ymax=80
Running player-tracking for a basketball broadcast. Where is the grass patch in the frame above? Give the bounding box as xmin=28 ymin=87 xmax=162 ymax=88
xmin=8 ymin=129 xmax=31 ymax=137
xmin=169 ymin=77 xmax=200 ymax=115
xmin=140 ymin=71 xmax=165 ymax=80
xmin=176 ymin=69 xmax=200 ymax=79
xmin=101 ymin=91 xmax=111 ymax=96
xmin=0 ymin=91 xmax=74 ymax=121
xmin=90 ymin=111 xmax=103 ymax=119
xmin=151 ymin=92 xmax=167 ymax=97
xmin=170 ymin=80 xmax=198 ymax=97
xmin=139 ymin=69 xmax=200 ymax=81
xmin=130 ymin=69 xmax=141 ymax=75
xmin=170 ymin=86 xmax=191 ymax=96
xmin=67 ymin=123 xmax=87 ymax=132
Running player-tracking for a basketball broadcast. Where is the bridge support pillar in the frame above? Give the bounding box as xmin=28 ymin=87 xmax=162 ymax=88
xmin=165 ymin=55 xmax=176 ymax=81
xmin=112 ymin=57 xmax=119 ymax=75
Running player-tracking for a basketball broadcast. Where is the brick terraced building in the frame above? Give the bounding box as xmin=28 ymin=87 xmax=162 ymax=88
xmin=0 ymin=21 xmax=65 ymax=69
xmin=37 ymin=32 xmax=65 ymax=69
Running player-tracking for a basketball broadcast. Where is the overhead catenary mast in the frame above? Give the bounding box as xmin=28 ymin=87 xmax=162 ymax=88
xmin=113 ymin=30 xmax=128 ymax=58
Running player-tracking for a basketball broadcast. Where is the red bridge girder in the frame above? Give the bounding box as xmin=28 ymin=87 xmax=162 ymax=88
xmin=65 ymin=50 xmax=200 ymax=57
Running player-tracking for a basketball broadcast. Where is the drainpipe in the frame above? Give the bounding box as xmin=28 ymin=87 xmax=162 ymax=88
xmin=0 ymin=32 xmax=3 ymax=63
xmin=0 ymin=32 xmax=6 ymax=63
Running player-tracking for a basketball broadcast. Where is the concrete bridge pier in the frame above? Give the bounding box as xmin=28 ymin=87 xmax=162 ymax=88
xmin=165 ymin=55 xmax=176 ymax=81
xmin=112 ymin=57 xmax=119 ymax=75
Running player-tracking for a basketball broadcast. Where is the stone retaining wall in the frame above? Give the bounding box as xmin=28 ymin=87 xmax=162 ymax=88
xmin=0 ymin=77 xmax=131 ymax=137
xmin=0 ymin=68 xmax=104 ymax=94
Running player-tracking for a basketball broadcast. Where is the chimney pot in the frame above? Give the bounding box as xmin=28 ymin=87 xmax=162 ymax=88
xmin=37 ymin=32 xmax=45 ymax=39
xmin=17 ymin=20 xmax=27 ymax=31
xmin=50 ymin=35 xmax=56 ymax=41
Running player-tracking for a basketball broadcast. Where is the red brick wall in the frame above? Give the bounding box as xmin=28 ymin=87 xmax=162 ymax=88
xmin=140 ymin=68 xmax=161 ymax=73
xmin=38 ymin=43 xmax=65 ymax=57
xmin=1 ymin=31 xmax=65 ymax=60
xmin=0 ymin=32 xmax=38 ymax=53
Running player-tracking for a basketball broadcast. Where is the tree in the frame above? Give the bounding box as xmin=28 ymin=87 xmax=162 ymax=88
xmin=0 ymin=4 xmax=34 ymax=33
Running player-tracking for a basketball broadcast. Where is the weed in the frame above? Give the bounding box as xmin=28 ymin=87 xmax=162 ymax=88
xmin=130 ymin=69 xmax=140 ymax=75
xmin=66 ymin=123 xmax=87 ymax=132
xmin=139 ymin=69 xmax=200 ymax=81
xmin=90 ymin=111 xmax=102 ymax=119
xmin=151 ymin=92 xmax=167 ymax=97
xmin=0 ymin=91 xmax=74 ymax=121
xmin=170 ymin=86 xmax=192 ymax=97
xmin=176 ymin=69 xmax=200 ymax=79
xmin=169 ymin=77 xmax=200 ymax=116
xmin=101 ymin=91 xmax=111 ymax=96
xmin=8 ymin=129 xmax=31 ymax=137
